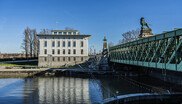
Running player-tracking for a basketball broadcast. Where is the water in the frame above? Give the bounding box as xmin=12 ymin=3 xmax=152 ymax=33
xmin=0 ymin=76 xmax=177 ymax=104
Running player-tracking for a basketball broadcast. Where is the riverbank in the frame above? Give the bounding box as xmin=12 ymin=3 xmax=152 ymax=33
xmin=0 ymin=68 xmax=48 ymax=78
xmin=0 ymin=67 xmax=138 ymax=78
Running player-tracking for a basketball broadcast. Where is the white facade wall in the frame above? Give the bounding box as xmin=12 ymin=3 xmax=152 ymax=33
xmin=38 ymin=30 xmax=90 ymax=67
xmin=39 ymin=37 xmax=89 ymax=57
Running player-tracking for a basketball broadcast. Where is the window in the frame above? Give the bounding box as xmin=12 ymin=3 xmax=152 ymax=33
xmin=81 ymin=49 xmax=83 ymax=54
xmin=63 ymin=49 xmax=65 ymax=54
xmin=68 ymin=49 xmax=71 ymax=54
xmin=44 ymin=57 xmax=47 ymax=61
xmin=59 ymin=32 xmax=62 ymax=35
xmin=81 ymin=41 xmax=84 ymax=47
xmin=63 ymin=32 xmax=67 ymax=35
xmin=54 ymin=32 xmax=57 ymax=34
xmin=44 ymin=41 xmax=47 ymax=47
xmin=73 ymin=32 xmax=76 ymax=35
xmin=57 ymin=49 xmax=60 ymax=54
xmin=44 ymin=49 xmax=47 ymax=54
xmin=73 ymin=57 xmax=76 ymax=61
xmin=52 ymin=49 xmax=55 ymax=54
xmin=68 ymin=57 xmax=71 ymax=61
xmin=58 ymin=57 xmax=60 ymax=61
xmin=68 ymin=32 xmax=72 ymax=35
xmin=63 ymin=57 xmax=65 ymax=61
xmin=73 ymin=49 xmax=76 ymax=54
xmin=68 ymin=41 xmax=71 ymax=47
xmin=81 ymin=57 xmax=83 ymax=61
xmin=52 ymin=57 xmax=54 ymax=61
xmin=73 ymin=41 xmax=76 ymax=47
xmin=62 ymin=41 xmax=65 ymax=47
xmin=52 ymin=41 xmax=55 ymax=47
xmin=57 ymin=41 xmax=60 ymax=47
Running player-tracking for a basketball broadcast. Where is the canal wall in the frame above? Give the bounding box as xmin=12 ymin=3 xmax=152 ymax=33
xmin=0 ymin=68 xmax=48 ymax=78
xmin=0 ymin=68 xmax=126 ymax=78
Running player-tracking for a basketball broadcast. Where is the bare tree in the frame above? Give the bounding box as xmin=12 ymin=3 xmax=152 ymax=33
xmin=108 ymin=42 xmax=114 ymax=48
xmin=40 ymin=29 xmax=51 ymax=34
xmin=21 ymin=27 xmax=38 ymax=58
xmin=119 ymin=29 xmax=140 ymax=44
xmin=21 ymin=27 xmax=31 ymax=58
xmin=29 ymin=29 xmax=33 ymax=58
xmin=33 ymin=29 xmax=38 ymax=57
xmin=65 ymin=27 xmax=74 ymax=30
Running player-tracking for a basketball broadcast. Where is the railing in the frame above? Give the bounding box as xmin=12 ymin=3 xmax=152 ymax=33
xmin=109 ymin=29 xmax=182 ymax=71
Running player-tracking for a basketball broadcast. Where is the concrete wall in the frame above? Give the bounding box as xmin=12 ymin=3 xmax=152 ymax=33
xmin=38 ymin=56 xmax=89 ymax=67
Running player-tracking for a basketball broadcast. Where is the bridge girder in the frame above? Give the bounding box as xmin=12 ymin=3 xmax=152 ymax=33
xmin=109 ymin=29 xmax=182 ymax=71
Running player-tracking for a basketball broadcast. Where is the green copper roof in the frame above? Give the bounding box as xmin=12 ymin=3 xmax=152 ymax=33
xmin=103 ymin=36 xmax=107 ymax=41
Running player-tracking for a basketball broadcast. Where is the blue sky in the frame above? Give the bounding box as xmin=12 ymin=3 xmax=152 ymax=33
xmin=0 ymin=0 xmax=182 ymax=53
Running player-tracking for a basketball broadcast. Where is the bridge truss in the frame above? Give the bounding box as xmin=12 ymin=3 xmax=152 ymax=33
xmin=109 ymin=29 xmax=182 ymax=71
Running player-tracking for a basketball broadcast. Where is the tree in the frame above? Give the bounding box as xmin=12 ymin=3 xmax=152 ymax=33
xmin=119 ymin=29 xmax=140 ymax=44
xmin=65 ymin=27 xmax=74 ymax=30
xmin=21 ymin=27 xmax=31 ymax=58
xmin=40 ymin=29 xmax=51 ymax=34
xmin=21 ymin=27 xmax=38 ymax=58
xmin=108 ymin=42 xmax=114 ymax=48
xmin=33 ymin=29 xmax=38 ymax=57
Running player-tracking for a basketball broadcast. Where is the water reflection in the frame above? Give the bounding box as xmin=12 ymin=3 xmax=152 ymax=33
xmin=0 ymin=77 xmax=149 ymax=104
xmin=36 ymin=77 xmax=90 ymax=104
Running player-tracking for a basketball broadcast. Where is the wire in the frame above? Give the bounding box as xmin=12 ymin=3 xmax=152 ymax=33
xmin=77 ymin=57 xmax=118 ymax=102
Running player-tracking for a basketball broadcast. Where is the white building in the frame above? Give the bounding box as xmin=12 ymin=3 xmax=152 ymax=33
xmin=37 ymin=29 xmax=91 ymax=67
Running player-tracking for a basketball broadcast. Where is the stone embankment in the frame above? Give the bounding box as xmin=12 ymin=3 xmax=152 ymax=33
xmin=0 ymin=68 xmax=48 ymax=78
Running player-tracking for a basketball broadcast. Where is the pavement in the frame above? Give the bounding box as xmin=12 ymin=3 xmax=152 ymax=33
xmin=0 ymin=68 xmax=48 ymax=72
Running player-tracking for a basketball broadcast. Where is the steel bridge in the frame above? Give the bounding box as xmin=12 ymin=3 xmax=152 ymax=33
xmin=109 ymin=29 xmax=182 ymax=71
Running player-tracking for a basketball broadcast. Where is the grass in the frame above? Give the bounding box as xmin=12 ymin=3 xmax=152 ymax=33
xmin=0 ymin=63 xmax=19 ymax=67
xmin=0 ymin=61 xmax=38 ymax=67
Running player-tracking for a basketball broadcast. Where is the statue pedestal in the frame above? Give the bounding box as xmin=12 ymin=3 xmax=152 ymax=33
xmin=139 ymin=28 xmax=153 ymax=38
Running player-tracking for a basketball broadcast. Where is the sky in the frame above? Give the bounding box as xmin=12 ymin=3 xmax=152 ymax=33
xmin=0 ymin=0 xmax=182 ymax=53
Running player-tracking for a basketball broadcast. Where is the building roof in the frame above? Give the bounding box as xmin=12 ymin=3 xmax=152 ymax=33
xmin=51 ymin=30 xmax=79 ymax=32
xmin=37 ymin=34 xmax=91 ymax=37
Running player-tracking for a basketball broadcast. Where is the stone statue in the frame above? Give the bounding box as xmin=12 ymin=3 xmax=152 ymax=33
xmin=140 ymin=17 xmax=150 ymax=29
xmin=139 ymin=17 xmax=153 ymax=38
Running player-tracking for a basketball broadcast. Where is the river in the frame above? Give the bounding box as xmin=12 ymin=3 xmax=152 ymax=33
xmin=0 ymin=76 xmax=180 ymax=104
xmin=0 ymin=77 xmax=155 ymax=104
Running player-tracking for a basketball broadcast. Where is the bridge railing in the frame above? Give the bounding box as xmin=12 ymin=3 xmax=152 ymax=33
xmin=109 ymin=29 xmax=182 ymax=71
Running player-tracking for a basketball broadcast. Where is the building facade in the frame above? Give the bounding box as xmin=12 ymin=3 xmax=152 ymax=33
xmin=37 ymin=29 xmax=91 ymax=67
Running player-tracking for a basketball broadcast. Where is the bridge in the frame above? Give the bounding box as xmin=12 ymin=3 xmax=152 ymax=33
xmin=109 ymin=28 xmax=182 ymax=71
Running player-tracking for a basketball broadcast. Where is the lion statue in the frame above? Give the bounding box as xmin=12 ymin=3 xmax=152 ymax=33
xmin=140 ymin=17 xmax=150 ymax=29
